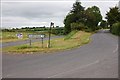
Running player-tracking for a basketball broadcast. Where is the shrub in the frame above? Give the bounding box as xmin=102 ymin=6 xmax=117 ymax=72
xmin=111 ymin=22 xmax=120 ymax=36
xmin=71 ymin=22 xmax=85 ymax=30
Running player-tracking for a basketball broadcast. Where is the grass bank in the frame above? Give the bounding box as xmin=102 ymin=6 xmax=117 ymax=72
xmin=3 ymin=31 xmax=92 ymax=54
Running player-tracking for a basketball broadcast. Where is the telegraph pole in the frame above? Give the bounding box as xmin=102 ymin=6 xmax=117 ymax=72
xmin=48 ymin=22 xmax=54 ymax=48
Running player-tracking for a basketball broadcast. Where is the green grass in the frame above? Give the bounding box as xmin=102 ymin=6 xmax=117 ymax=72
xmin=1 ymin=31 xmax=55 ymax=42
xmin=1 ymin=31 xmax=32 ymax=42
xmin=2 ymin=31 xmax=92 ymax=54
xmin=64 ymin=30 xmax=78 ymax=40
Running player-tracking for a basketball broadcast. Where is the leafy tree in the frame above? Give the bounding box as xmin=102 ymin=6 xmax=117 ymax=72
xmin=70 ymin=2 xmax=84 ymax=14
xmin=106 ymin=6 xmax=120 ymax=26
xmin=85 ymin=6 xmax=102 ymax=31
xmin=71 ymin=22 xmax=85 ymax=30
xmin=100 ymin=20 xmax=107 ymax=29
xmin=64 ymin=2 xmax=102 ymax=33
xmin=64 ymin=14 xmax=76 ymax=34
xmin=64 ymin=1 xmax=85 ymax=34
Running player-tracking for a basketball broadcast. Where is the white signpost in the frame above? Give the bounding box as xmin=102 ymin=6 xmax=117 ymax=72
xmin=28 ymin=34 xmax=45 ymax=47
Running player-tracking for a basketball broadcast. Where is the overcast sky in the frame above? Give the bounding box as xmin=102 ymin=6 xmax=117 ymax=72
xmin=1 ymin=0 xmax=119 ymax=28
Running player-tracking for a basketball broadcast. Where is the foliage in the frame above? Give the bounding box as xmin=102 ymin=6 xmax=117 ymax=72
xmin=51 ymin=27 xmax=64 ymax=35
xmin=100 ymin=20 xmax=108 ymax=29
xmin=111 ymin=22 xmax=120 ymax=36
xmin=64 ymin=2 xmax=85 ymax=34
xmin=84 ymin=6 xmax=102 ymax=31
xmin=71 ymin=22 xmax=85 ymax=30
xmin=106 ymin=6 xmax=120 ymax=27
xmin=64 ymin=1 xmax=102 ymax=34
xmin=64 ymin=13 xmax=76 ymax=34
xmin=70 ymin=2 xmax=84 ymax=14
xmin=17 ymin=45 xmax=39 ymax=49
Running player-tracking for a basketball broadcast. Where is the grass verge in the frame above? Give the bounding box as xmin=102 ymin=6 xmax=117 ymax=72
xmin=2 ymin=31 xmax=92 ymax=54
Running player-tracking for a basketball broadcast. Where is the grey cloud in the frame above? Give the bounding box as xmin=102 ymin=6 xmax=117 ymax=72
xmin=1 ymin=0 xmax=119 ymax=28
xmin=2 ymin=2 xmax=73 ymax=19
xmin=2 ymin=1 xmax=74 ymax=28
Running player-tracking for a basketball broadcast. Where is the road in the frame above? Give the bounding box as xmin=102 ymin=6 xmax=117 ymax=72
xmin=2 ymin=30 xmax=118 ymax=78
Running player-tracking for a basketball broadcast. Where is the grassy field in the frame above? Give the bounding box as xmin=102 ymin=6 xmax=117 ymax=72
xmin=1 ymin=31 xmax=54 ymax=42
xmin=2 ymin=31 xmax=92 ymax=54
xmin=1 ymin=32 xmax=29 ymax=42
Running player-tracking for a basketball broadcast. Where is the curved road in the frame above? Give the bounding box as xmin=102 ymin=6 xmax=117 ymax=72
xmin=2 ymin=30 xmax=118 ymax=78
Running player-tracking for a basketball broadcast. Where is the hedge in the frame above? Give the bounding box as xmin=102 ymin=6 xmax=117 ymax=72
xmin=111 ymin=22 xmax=120 ymax=36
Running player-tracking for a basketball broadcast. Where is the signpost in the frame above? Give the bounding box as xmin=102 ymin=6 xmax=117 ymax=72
xmin=28 ymin=34 xmax=45 ymax=47
xmin=48 ymin=22 xmax=54 ymax=48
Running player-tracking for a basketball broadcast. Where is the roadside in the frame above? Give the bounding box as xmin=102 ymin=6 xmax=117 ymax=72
xmin=2 ymin=31 xmax=92 ymax=54
xmin=1 ymin=36 xmax=63 ymax=48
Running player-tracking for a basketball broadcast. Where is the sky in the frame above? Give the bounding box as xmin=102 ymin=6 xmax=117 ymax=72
xmin=1 ymin=0 xmax=120 ymax=29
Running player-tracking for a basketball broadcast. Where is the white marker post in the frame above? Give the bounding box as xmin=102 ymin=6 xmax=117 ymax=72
xmin=28 ymin=34 xmax=32 ymax=46
xmin=40 ymin=34 xmax=45 ymax=48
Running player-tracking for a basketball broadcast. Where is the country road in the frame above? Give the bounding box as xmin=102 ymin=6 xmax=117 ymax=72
xmin=2 ymin=30 xmax=118 ymax=78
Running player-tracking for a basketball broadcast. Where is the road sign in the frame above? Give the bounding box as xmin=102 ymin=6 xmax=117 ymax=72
xmin=16 ymin=33 xmax=23 ymax=39
xmin=28 ymin=34 xmax=45 ymax=39
xmin=28 ymin=34 xmax=46 ymax=47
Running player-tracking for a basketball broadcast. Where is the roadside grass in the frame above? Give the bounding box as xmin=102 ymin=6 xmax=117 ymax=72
xmin=1 ymin=31 xmax=55 ymax=42
xmin=2 ymin=31 xmax=92 ymax=54
xmin=1 ymin=32 xmax=31 ymax=42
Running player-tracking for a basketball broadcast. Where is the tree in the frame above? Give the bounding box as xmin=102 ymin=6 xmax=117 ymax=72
xmin=70 ymin=2 xmax=84 ymax=14
xmin=64 ymin=13 xmax=76 ymax=34
xmin=64 ymin=2 xmax=102 ymax=33
xmin=85 ymin=6 xmax=102 ymax=31
xmin=106 ymin=6 xmax=120 ymax=26
xmin=64 ymin=1 xmax=85 ymax=34
xmin=71 ymin=22 xmax=85 ymax=30
xmin=100 ymin=20 xmax=107 ymax=29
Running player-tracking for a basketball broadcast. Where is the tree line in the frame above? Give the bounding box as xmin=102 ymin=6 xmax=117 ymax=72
xmin=64 ymin=1 xmax=102 ymax=34
xmin=106 ymin=6 xmax=120 ymax=36
xmin=2 ymin=26 xmax=64 ymax=35
xmin=64 ymin=1 xmax=120 ymax=36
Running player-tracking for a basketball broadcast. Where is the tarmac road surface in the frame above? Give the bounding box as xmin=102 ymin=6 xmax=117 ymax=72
xmin=2 ymin=30 xmax=118 ymax=78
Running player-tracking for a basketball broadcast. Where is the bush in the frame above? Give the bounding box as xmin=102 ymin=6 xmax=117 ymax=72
xmin=111 ymin=22 xmax=120 ymax=36
xmin=71 ymin=22 xmax=85 ymax=30
xmin=51 ymin=27 xmax=65 ymax=35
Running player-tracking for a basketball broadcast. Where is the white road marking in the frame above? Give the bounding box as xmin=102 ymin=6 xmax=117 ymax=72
xmin=48 ymin=60 xmax=99 ymax=78
xmin=113 ymin=45 xmax=118 ymax=53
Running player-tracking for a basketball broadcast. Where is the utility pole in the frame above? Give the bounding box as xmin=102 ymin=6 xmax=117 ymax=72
xmin=48 ymin=22 xmax=54 ymax=48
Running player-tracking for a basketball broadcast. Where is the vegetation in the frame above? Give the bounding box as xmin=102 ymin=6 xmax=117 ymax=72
xmin=3 ymin=31 xmax=92 ymax=54
xmin=106 ymin=6 xmax=120 ymax=34
xmin=2 ymin=31 xmax=46 ymax=42
xmin=106 ymin=7 xmax=120 ymax=27
xmin=64 ymin=1 xmax=102 ymax=34
xmin=1 ymin=27 xmax=64 ymax=42
xmin=111 ymin=22 xmax=120 ymax=36
xmin=106 ymin=6 xmax=120 ymax=35
xmin=100 ymin=20 xmax=108 ymax=29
